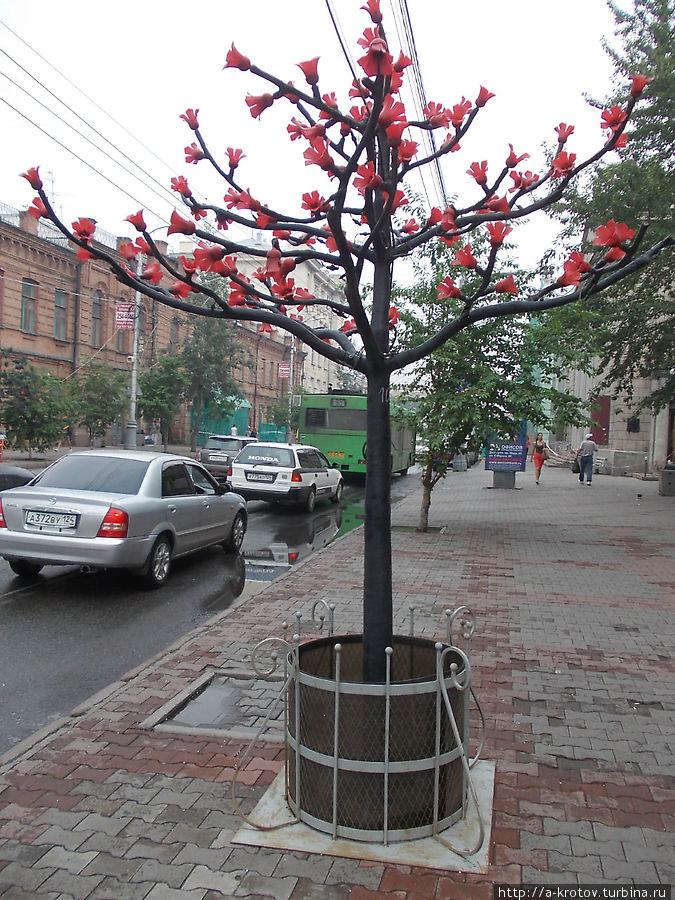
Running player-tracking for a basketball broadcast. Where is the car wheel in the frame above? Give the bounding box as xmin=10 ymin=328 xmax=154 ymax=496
xmin=331 ymin=481 xmax=343 ymax=504
xmin=304 ymin=487 xmax=316 ymax=513
xmin=143 ymin=535 xmax=172 ymax=588
xmin=223 ymin=511 xmax=246 ymax=552
xmin=8 ymin=559 xmax=43 ymax=578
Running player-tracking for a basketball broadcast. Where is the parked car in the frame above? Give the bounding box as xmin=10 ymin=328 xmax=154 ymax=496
xmin=228 ymin=442 xmax=343 ymax=511
xmin=0 ymin=464 xmax=34 ymax=492
xmin=195 ymin=434 xmax=258 ymax=483
xmin=0 ymin=449 xmax=247 ymax=588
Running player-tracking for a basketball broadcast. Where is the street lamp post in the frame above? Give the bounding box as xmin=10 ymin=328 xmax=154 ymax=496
xmin=124 ymin=257 xmax=143 ymax=450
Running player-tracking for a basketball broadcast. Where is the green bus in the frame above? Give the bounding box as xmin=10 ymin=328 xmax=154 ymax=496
xmin=297 ymin=392 xmax=415 ymax=476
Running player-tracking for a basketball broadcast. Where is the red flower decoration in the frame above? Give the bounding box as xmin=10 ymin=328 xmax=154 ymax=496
xmin=505 ymin=144 xmax=529 ymax=168
xmin=26 ymin=197 xmax=48 ymax=219
xmin=601 ymin=105 xmax=627 ymax=134
xmin=630 ymin=73 xmax=652 ymax=97
xmin=226 ymin=148 xmax=245 ymax=169
xmin=20 ymin=167 xmax=43 ymax=190
xmin=169 ymin=281 xmax=192 ymax=299
xmin=184 ymin=143 xmax=204 ymax=164
xmin=475 ymin=86 xmax=495 ymax=108
xmin=167 ymin=211 xmax=196 ymax=236
xmin=554 ymin=122 xmax=574 ymax=144
xmin=388 ymin=306 xmax=399 ymax=325
xmin=142 ymin=262 xmax=163 ymax=284
xmin=354 ymin=161 xmax=383 ymax=194
xmin=361 ymin=0 xmax=383 ymax=23
xmin=303 ymin=138 xmax=334 ymax=172
xmin=485 ymin=194 xmax=510 ymax=214
xmin=170 ymin=176 xmax=192 ymax=197
xmin=593 ymin=219 xmax=635 ymax=247
xmin=423 ymin=102 xmax=450 ymax=128
xmin=245 ymin=93 xmax=274 ymax=119
xmin=118 ymin=241 xmax=139 ymax=261
xmin=509 ymin=170 xmax=539 ymax=192
xmin=379 ymin=96 xmax=407 ymax=129
xmin=357 ymin=31 xmax=394 ymax=78
xmin=126 ymin=210 xmax=146 ymax=232
xmin=449 ymin=98 xmax=472 ymax=127
xmin=224 ymin=44 xmax=250 ymax=71
xmin=301 ymin=191 xmax=328 ymax=214
xmin=467 ymin=161 xmax=488 ymax=185
xmin=556 ymin=251 xmax=591 ymax=287
xmin=180 ymin=108 xmax=199 ymax=130
xmin=398 ymin=139 xmax=418 ymax=163
xmin=401 ymin=218 xmax=418 ymax=234
xmin=550 ymin=151 xmax=576 ymax=178
xmin=453 ymin=244 xmax=478 ymax=269
xmin=297 ymin=57 xmax=320 ymax=85
xmin=486 ymin=222 xmax=513 ymax=245
xmin=72 ymin=218 xmax=96 ymax=241
xmin=494 ymin=274 xmax=518 ymax=294
xmin=257 ymin=322 xmax=274 ymax=333
xmin=437 ymin=276 xmax=461 ymax=299
xmin=603 ymin=246 xmax=626 ymax=262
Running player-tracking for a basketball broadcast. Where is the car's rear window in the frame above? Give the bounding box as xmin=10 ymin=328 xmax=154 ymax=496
xmin=34 ymin=455 xmax=150 ymax=494
xmin=236 ymin=446 xmax=295 ymax=467
xmin=204 ymin=437 xmax=243 ymax=451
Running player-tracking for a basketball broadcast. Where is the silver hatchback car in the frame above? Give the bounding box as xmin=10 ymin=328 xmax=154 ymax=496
xmin=0 ymin=449 xmax=247 ymax=588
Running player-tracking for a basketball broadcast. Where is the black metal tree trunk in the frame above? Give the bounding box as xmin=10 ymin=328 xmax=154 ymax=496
xmin=361 ymin=249 xmax=394 ymax=683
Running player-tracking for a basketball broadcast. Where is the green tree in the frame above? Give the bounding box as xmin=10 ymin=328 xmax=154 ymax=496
xmin=138 ymin=354 xmax=191 ymax=451
xmin=73 ymin=364 xmax=127 ymax=444
xmin=180 ymin=303 xmax=245 ymax=451
xmin=0 ymin=352 xmax=72 ymax=457
xmin=395 ymin=244 xmax=591 ymax=530
xmin=552 ymin=0 xmax=674 ymax=412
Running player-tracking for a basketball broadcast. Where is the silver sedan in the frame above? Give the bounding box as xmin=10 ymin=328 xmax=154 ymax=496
xmin=0 ymin=449 xmax=247 ymax=588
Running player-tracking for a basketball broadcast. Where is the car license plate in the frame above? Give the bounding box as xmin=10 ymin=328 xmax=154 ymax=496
xmin=25 ymin=510 xmax=77 ymax=528
xmin=246 ymin=472 xmax=275 ymax=482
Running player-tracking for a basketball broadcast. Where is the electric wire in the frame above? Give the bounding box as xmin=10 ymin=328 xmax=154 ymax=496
xmin=0 ymin=65 xmax=180 ymax=222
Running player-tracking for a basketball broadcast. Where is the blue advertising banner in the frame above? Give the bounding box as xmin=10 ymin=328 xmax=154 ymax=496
xmin=485 ymin=441 xmax=527 ymax=472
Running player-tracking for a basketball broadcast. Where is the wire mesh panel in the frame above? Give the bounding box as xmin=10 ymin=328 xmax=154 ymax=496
xmin=286 ymin=634 xmax=468 ymax=842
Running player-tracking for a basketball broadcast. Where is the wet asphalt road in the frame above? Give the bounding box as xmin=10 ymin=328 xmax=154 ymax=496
xmin=0 ymin=475 xmax=416 ymax=756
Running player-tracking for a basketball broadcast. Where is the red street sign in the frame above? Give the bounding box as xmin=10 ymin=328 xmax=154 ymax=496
xmin=278 ymin=362 xmax=291 ymax=378
xmin=115 ymin=302 xmax=135 ymax=330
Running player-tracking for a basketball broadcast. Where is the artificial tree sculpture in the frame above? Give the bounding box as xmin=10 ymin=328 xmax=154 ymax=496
xmin=23 ymin=0 xmax=672 ymax=681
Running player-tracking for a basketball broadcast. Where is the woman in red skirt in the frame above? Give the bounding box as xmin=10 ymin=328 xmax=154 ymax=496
xmin=531 ymin=432 xmax=550 ymax=485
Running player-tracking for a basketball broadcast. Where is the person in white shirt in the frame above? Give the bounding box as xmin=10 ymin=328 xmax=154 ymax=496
xmin=577 ymin=433 xmax=598 ymax=485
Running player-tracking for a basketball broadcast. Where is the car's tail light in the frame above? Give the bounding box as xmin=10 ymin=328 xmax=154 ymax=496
xmin=291 ymin=470 xmax=303 ymax=483
xmin=0 ymin=499 xmax=5 ymax=528
xmin=96 ymin=507 xmax=128 ymax=538
xmin=226 ymin=464 xmax=233 ymax=477
xmin=288 ymin=551 xmax=299 ymax=563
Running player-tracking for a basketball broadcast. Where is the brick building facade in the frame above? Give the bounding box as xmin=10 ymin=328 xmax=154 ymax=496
xmin=0 ymin=204 xmax=344 ymax=446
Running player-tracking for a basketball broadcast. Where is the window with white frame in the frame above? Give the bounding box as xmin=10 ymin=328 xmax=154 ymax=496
xmin=20 ymin=279 xmax=37 ymax=334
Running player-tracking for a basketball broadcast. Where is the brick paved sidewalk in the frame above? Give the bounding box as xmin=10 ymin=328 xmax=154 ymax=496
xmin=0 ymin=463 xmax=673 ymax=898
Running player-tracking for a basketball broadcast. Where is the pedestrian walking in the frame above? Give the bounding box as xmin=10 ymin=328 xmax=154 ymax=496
xmin=577 ymin=433 xmax=598 ymax=485
xmin=530 ymin=432 xmax=550 ymax=485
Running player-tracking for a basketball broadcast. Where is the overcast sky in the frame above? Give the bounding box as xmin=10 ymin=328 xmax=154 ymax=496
xmin=0 ymin=0 xmax=622 ymax=270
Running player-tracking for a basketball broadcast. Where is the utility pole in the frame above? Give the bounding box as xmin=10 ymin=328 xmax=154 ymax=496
xmin=286 ymin=340 xmax=295 ymax=442
xmin=124 ymin=257 xmax=143 ymax=449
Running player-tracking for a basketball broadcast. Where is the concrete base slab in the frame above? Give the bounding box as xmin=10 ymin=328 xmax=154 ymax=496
xmin=232 ymin=760 xmax=495 ymax=874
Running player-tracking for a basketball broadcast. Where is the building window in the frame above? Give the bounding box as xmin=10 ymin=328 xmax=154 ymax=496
xmin=169 ymin=319 xmax=179 ymax=353
xmin=20 ymin=279 xmax=37 ymax=334
xmin=54 ymin=289 xmax=67 ymax=340
xmin=91 ymin=289 xmax=103 ymax=348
